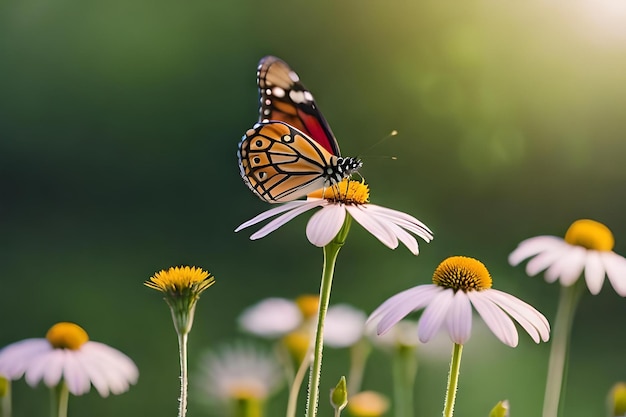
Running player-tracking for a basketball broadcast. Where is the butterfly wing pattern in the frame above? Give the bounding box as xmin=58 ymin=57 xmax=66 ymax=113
xmin=257 ymin=55 xmax=341 ymax=156
xmin=238 ymin=121 xmax=362 ymax=203
xmin=237 ymin=56 xmax=362 ymax=203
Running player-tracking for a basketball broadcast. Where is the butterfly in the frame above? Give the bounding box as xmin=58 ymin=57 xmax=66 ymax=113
xmin=238 ymin=56 xmax=362 ymax=203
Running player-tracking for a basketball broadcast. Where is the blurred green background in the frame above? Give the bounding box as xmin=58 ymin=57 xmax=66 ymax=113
xmin=2 ymin=0 xmax=626 ymax=415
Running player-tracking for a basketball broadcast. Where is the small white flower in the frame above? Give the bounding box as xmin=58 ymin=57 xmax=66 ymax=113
xmin=196 ymin=342 xmax=283 ymax=403
xmin=238 ymin=298 xmax=303 ymax=338
xmin=366 ymin=319 xmax=421 ymax=350
xmin=324 ymin=304 xmax=367 ymax=348
xmin=368 ymin=256 xmax=550 ymax=348
xmin=0 ymin=322 xmax=138 ymax=397
xmin=509 ymin=219 xmax=626 ymax=296
xmin=236 ymin=179 xmax=433 ymax=255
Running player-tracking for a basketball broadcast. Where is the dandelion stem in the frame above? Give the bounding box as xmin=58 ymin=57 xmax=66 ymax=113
xmin=442 ymin=343 xmax=463 ymax=417
xmin=392 ymin=345 xmax=417 ymax=417
xmin=542 ymin=281 xmax=584 ymax=417
xmin=51 ymin=383 xmax=69 ymax=417
xmin=305 ymin=215 xmax=351 ymax=417
xmin=177 ymin=331 xmax=190 ymax=417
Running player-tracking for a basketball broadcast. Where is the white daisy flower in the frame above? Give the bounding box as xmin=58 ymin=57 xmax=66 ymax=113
xmin=0 ymin=322 xmax=138 ymax=397
xmin=324 ymin=304 xmax=367 ymax=348
xmin=235 ymin=179 xmax=433 ymax=255
xmin=508 ymin=219 xmax=626 ymax=296
xmin=238 ymin=295 xmax=319 ymax=339
xmin=368 ymin=256 xmax=550 ymax=347
xmin=196 ymin=342 xmax=283 ymax=406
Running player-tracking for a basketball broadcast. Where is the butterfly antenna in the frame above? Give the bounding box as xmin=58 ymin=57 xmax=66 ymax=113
xmin=357 ymin=129 xmax=399 ymax=160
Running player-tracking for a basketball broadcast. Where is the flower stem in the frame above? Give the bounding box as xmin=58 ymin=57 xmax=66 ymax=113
xmin=0 ymin=378 xmax=11 ymax=417
xmin=347 ymin=339 xmax=371 ymax=396
xmin=287 ymin=350 xmax=312 ymax=417
xmin=50 ymin=383 xmax=69 ymax=417
xmin=305 ymin=215 xmax=351 ymax=417
xmin=542 ymin=281 xmax=584 ymax=417
xmin=177 ymin=331 xmax=190 ymax=417
xmin=392 ymin=345 xmax=417 ymax=417
xmin=442 ymin=343 xmax=463 ymax=417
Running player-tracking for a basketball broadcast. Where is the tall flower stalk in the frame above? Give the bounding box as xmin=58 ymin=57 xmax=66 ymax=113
xmin=146 ymin=266 xmax=215 ymax=417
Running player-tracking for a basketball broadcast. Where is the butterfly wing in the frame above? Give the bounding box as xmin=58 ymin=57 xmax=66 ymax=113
xmin=257 ymin=56 xmax=341 ymax=157
xmin=238 ymin=121 xmax=361 ymax=203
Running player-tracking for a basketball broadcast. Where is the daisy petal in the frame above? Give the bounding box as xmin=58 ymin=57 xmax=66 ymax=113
xmin=468 ymin=291 xmax=519 ymax=347
xmin=584 ymin=250 xmax=605 ymax=295
xmin=545 ymin=245 xmax=586 ymax=287
xmin=445 ymin=292 xmax=472 ymax=344
xmin=483 ymin=290 xmax=550 ymax=343
xmin=306 ymin=204 xmax=346 ymax=247
xmin=369 ymin=285 xmax=441 ymax=335
xmin=0 ymin=339 xmax=51 ymax=378
xmin=375 ymin=217 xmax=420 ymax=255
xmin=508 ymin=236 xmax=564 ymax=266
xmin=526 ymin=244 xmax=569 ymax=279
xmin=602 ymin=251 xmax=626 ymax=296
xmin=346 ymin=205 xmax=398 ymax=250
xmin=235 ymin=200 xmax=315 ymax=232
xmin=365 ymin=205 xmax=434 ymax=241
xmin=418 ymin=289 xmax=455 ymax=343
xmin=249 ymin=200 xmax=324 ymax=240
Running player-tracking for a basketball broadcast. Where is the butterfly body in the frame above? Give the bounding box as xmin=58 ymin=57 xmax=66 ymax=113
xmin=238 ymin=56 xmax=361 ymax=203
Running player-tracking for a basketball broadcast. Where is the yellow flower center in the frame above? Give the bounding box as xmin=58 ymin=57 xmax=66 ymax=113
xmin=282 ymin=330 xmax=311 ymax=364
xmin=610 ymin=382 xmax=626 ymax=417
xmin=145 ymin=266 xmax=215 ymax=294
xmin=46 ymin=322 xmax=89 ymax=350
xmin=347 ymin=391 xmax=390 ymax=417
xmin=295 ymin=294 xmax=319 ymax=319
xmin=308 ymin=179 xmax=370 ymax=204
xmin=564 ymin=219 xmax=614 ymax=251
xmin=432 ymin=256 xmax=492 ymax=292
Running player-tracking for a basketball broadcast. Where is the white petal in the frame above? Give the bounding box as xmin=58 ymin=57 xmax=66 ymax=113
xmin=468 ymin=291 xmax=519 ymax=347
xmin=306 ymin=204 xmax=346 ymax=247
xmin=525 ymin=243 xmax=570 ymax=279
xmin=0 ymin=339 xmax=51 ymax=379
xmin=239 ymin=298 xmax=302 ymax=338
xmin=249 ymin=200 xmax=324 ymax=240
xmin=25 ymin=349 xmax=63 ymax=388
xmin=417 ymin=289 xmax=455 ymax=343
xmin=63 ymin=350 xmax=91 ymax=395
xmin=373 ymin=216 xmax=420 ymax=255
xmin=235 ymin=200 xmax=317 ymax=232
xmin=583 ymin=250 xmax=605 ymax=295
xmin=445 ymin=292 xmax=472 ymax=344
xmin=508 ymin=236 xmax=564 ymax=266
xmin=80 ymin=342 xmax=139 ymax=396
xmin=368 ymin=285 xmax=442 ymax=335
xmin=601 ymin=251 xmax=626 ymax=296
xmin=346 ymin=205 xmax=398 ymax=250
xmin=365 ymin=204 xmax=434 ymax=241
xmin=545 ymin=245 xmax=586 ymax=287
xmin=483 ymin=290 xmax=550 ymax=343
xmin=324 ymin=304 xmax=367 ymax=348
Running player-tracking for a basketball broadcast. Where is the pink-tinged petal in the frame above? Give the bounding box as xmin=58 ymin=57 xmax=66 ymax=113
xmin=0 ymin=339 xmax=51 ymax=378
xmin=525 ymin=244 xmax=570 ymax=279
xmin=369 ymin=285 xmax=442 ymax=335
xmin=74 ymin=349 xmax=110 ymax=397
xmin=468 ymin=291 xmax=519 ymax=347
xmin=346 ymin=205 xmax=398 ymax=250
xmin=249 ymin=201 xmax=325 ymax=240
xmin=482 ymin=290 xmax=550 ymax=343
xmin=63 ymin=351 xmax=91 ymax=395
xmin=418 ymin=289 xmax=455 ymax=343
xmin=445 ymin=292 xmax=472 ymax=344
xmin=25 ymin=349 xmax=63 ymax=388
xmin=584 ymin=251 xmax=605 ymax=295
xmin=365 ymin=204 xmax=434 ymax=242
xmin=601 ymin=251 xmax=626 ymax=296
xmin=306 ymin=204 xmax=346 ymax=247
xmin=80 ymin=342 xmax=138 ymax=396
xmin=235 ymin=200 xmax=319 ymax=232
xmin=508 ymin=236 xmax=564 ymax=266
xmin=374 ymin=217 xmax=420 ymax=255
xmin=545 ymin=246 xmax=585 ymax=287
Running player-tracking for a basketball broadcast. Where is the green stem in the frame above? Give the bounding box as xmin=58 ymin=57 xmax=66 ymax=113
xmin=305 ymin=215 xmax=351 ymax=417
xmin=392 ymin=345 xmax=417 ymax=417
xmin=178 ymin=331 xmax=190 ymax=417
xmin=0 ymin=379 xmax=11 ymax=417
xmin=347 ymin=339 xmax=371 ymax=396
xmin=442 ymin=343 xmax=463 ymax=417
xmin=50 ymin=383 xmax=69 ymax=417
xmin=234 ymin=397 xmax=264 ymax=417
xmin=542 ymin=281 xmax=584 ymax=417
xmin=286 ymin=350 xmax=312 ymax=417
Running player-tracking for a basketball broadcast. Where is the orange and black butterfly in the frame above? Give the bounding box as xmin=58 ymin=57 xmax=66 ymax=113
xmin=238 ymin=56 xmax=362 ymax=203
